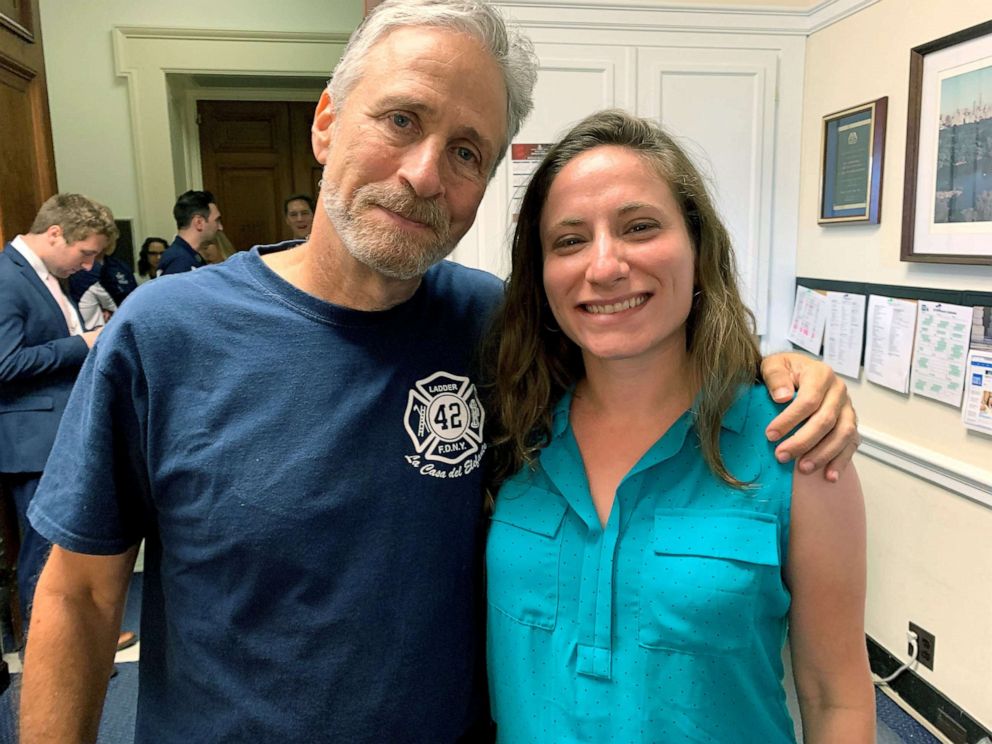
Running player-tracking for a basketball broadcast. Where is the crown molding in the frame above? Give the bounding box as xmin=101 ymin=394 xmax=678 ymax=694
xmin=496 ymin=0 xmax=878 ymax=36
xmin=113 ymin=26 xmax=351 ymax=45
xmin=859 ymin=425 xmax=992 ymax=511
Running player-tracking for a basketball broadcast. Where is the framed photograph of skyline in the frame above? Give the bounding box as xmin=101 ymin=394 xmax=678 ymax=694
xmin=818 ymin=97 xmax=887 ymax=224
xmin=902 ymin=20 xmax=992 ymax=264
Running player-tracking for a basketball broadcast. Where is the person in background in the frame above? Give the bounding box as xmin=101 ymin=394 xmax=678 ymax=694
xmin=0 ymin=194 xmax=114 ymax=630
xmin=136 ymin=237 xmax=168 ymax=284
xmin=485 ymin=110 xmax=874 ymax=743
xmin=199 ymin=231 xmax=236 ymax=264
xmin=67 ymin=259 xmax=117 ymax=331
xmin=99 ymin=239 xmax=139 ymax=305
xmin=19 ymin=3 xmax=857 ymax=742
xmin=284 ymin=194 xmax=315 ymax=240
xmin=158 ymin=190 xmax=223 ymax=275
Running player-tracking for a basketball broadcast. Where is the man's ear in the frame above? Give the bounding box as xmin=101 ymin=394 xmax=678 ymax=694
xmin=46 ymin=224 xmax=63 ymax=243
xmin=312 ymin=89 xmax=336 ymax=165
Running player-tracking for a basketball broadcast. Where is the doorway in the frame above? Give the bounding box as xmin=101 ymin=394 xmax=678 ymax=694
xmin=197 ymin=99 xmax=321 ymax=251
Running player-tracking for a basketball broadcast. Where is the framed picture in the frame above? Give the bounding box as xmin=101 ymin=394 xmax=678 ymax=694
xmin=902 ymin=20 xmax=992 ymax=264
xmin=818 ymin=97 xmax=887 ymax=225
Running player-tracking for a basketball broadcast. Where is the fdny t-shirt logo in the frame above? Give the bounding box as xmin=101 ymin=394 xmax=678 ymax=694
xmin=403 ymin=371 xmax=486 ymax=479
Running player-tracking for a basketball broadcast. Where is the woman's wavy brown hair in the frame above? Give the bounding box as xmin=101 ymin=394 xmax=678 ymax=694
xmin=484 ymin=109 xmax=761 ymax=498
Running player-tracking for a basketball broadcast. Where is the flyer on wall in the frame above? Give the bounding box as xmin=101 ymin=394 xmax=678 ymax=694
xmin=960 ymin=306 xmax=992 ymax=435
xmin=962 ymin=349 xmax=992 ymax=436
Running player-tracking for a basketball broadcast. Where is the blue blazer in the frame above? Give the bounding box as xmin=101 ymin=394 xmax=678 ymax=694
xmin=0 ymin=243 xmax=89 ymax=473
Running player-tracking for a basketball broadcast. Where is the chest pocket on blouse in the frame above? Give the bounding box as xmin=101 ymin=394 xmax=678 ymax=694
xmin=638 ymin=509 xmax=781 ymax=655
xmin=487 ymin=483 xmax=567 ymax=630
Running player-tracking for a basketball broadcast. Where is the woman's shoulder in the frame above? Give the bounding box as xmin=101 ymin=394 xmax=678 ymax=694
xmin=718 ymin=382 xmax=788 ymax=445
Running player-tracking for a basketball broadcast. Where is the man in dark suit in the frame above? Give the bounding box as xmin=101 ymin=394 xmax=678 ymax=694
xmin=0 ymin=193 xmax=117 ymax=628
xmin=158 ymin=190 xmax=223 ymax=275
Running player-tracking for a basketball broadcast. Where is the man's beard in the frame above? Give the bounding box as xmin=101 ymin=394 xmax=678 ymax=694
xmin=322 ymin=176 xmax=454 ymax=281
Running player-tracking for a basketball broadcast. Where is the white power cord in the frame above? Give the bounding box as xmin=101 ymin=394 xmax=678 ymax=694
xmin=874 ymin=630 xmax=919 ymax=686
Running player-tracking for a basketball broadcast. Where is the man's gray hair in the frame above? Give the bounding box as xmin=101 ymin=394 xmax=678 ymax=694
xmin=328 ymin=0 xmax=538 ymax=170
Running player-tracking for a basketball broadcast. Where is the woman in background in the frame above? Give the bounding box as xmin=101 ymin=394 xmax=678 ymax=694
xmin=137 ymin=237 xmax=168 ymax=283
xmin=199 ymin=231 xmax=236 ymax=264
xmin=485 ymin=110 xmax=874 ymax=743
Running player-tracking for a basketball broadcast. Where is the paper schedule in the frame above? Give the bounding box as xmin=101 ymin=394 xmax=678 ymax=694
xmin=822 ymin=292 xmax=866 ymax=379
xmin=865 ymin=295 xmax=917 ymax=394
xmin=787 ymin=286 xmax=828 ymax=355
xmin=909 ymin=301 xmax=971 ymax=406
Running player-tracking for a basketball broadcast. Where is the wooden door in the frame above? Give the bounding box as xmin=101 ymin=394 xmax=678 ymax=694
xmin=198 ymin=100 xmax=320 ymax=250
xmin=0 ymin=0 xmax=56 ymax=658
xmin=0 ymin=0 xmax=57 ymax=246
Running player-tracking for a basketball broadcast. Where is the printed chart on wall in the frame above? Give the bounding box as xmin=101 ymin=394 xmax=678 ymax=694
xmin=823 ymin=292 xmax=866 ymax=379
xmin=865 ymin=295 xmax=917 ymax=393
xmin=510 ymin=144 xmax=552 ymax=223
xmin=909 ymin=301 xmax=971 ymax=406
xmin=963 ymin=306 xmax=992 ymax=436
xmin=787 ymin=286 xmax=827 ymax=354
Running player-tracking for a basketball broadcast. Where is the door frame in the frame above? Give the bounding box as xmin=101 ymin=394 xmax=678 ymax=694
xmin=174 ymin=81 xmax=323 ymax=195
xmin=112 ymin=26 xmax=349 ymax=243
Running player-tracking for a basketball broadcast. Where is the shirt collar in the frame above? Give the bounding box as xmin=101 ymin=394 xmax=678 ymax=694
xmin=173 ymin=235 xmax=199 ymax=257
xmin=11 ymin=235 xmax=53 ymax=280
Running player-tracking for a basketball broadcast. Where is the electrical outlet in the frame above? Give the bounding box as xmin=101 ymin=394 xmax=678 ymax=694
xmin=909 ymin=622 xmax=936 ymax=670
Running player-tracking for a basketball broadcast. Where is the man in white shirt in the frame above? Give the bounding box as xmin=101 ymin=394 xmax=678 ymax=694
xmin=0 ymin=193 xmax=116 ymax=630
xmin=68 ymin=261 xmax=119 ymax=331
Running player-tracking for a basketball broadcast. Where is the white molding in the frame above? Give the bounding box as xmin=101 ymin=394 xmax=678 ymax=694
xmin=859 ymin=426 xmax=992 ymax=510
xmin=805 ymin=0 xmax=878 ymax=33
xmin=112 ymin=25 xmax=349 ymax=243
xmin=114 ymin=26 xmax=352 ymax=45
xmin=497 ymin=0 xmax=878 ymax=35
xmin=178 ymin=84 xmax=322 ymax=192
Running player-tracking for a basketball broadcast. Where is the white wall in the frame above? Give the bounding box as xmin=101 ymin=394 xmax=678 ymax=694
xmin=38 ymin=1 xmax=362 ymax=236
xmin=799 ymin=0 xmax=992 ymax=725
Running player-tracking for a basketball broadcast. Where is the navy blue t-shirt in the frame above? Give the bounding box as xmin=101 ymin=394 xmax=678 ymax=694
xmin=30 ymin=245 xmax=503 ymax=742
xmin=100 ymin=255 xmax=139 ymax=304
xmin=158 ymin=235 xmax=204 ymax=275
xmin=66 ymin=261 xmax=102 ymax=303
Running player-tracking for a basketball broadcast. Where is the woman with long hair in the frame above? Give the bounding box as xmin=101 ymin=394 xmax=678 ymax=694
xmin=485 ymin=110 xmax=873 ymax=743
xmin=137 ymin=236 xmax=168 ymax=283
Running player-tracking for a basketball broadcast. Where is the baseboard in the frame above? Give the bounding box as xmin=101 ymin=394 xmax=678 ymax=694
xmin=868 ymin=635 xmax=992 ymax=743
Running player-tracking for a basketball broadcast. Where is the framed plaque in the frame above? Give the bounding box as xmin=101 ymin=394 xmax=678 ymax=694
xmin=819 ymin=97 xmax=887 ymax=225
xmin=901 ymin=20 xmax=992 ymax=264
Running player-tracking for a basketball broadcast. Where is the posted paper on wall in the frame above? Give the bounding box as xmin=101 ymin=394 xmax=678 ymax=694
xmin=822 ymin=292 xmax=866 ymax=379
xmin=972 ymin=306 xmax=992 ymax=351
xmin=787 ymin=286 xmax=827 ymax=355
xmin=510 ymin=143 xmax=552 ymax=222
xmin=865 ymin=295 xmax=917 ymax=394
xmin=909 ymin=301 xmax=971 ymax=406
xmin=962 ymin=349 xmax=992 ymax=436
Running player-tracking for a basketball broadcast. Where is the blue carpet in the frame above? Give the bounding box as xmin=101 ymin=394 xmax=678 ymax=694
xmin=876 ymin=687 xmax=942 ymax=744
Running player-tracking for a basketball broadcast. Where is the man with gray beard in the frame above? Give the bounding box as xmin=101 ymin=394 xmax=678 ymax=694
xmin=20 ymin=1 xmax=857 ymax=742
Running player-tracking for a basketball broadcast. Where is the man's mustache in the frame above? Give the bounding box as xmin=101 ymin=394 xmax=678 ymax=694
xmin=352 ymin=184 xmax=449 ymax=235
